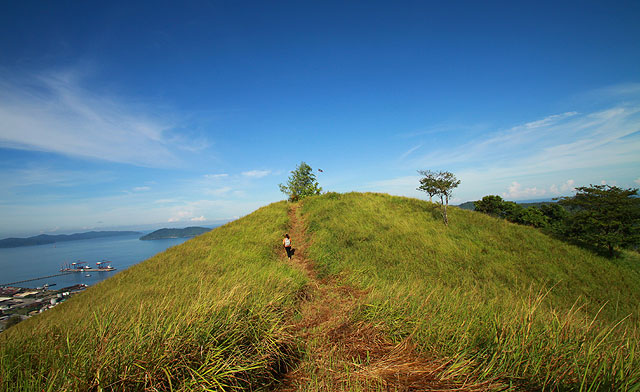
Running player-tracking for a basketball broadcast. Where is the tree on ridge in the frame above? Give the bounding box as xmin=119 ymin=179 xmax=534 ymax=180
xmin=279 ymin=162 xmax=322 ymax=202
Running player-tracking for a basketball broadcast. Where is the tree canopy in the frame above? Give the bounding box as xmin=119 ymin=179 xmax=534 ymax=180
xmin=474 ymin=195 xmax=552 ymax=228
xmin=558 ymin=185 xmax=640 ymax=257
xmin=474 ymin=195 xmax=506 ymax=216
xmin=279 ymin=162 xmax=322 ymax=202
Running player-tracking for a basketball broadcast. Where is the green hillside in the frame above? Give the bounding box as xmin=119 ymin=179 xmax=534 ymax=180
xmin=2 ymin=193 xmax=639 ymax=391
xmin=300 ymin=193 xmax=640 ymax=390
xmin=1 ymin=202 xmax=307 ymax=391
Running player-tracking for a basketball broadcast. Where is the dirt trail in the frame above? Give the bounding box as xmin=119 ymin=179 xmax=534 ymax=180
xmin=277 ymin=203 xmax=501 ymax=392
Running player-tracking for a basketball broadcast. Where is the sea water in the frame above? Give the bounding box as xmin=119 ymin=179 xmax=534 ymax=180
xmin=0 ymin=234 xmax=189 ymax=288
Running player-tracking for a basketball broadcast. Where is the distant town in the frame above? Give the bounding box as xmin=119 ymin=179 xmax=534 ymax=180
xmin=0 ymin=284 xmax=87 ymax=332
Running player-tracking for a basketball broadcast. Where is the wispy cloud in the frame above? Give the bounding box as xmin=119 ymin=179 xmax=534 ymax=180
xmin=0 ymin=70 xmax=206 ymax=167
xmin=204 ymin=173 xmax=228 ymax=179
xmin=579 ymin=83 xmax=640 ymax=102
xmin=242 ymin=170 xmax=271 ymax=178
xmin=399 ymin=144 xmax=422 ymax=160
xmin=133 ymin=186 xmax=151 ymax=192
xmin=154 ymin=198 xmax=181 ymax=204
xmin=368 ymin=95 xmax=640 ymax=201
xmin=206 ymin=186 xmax=232 ymax=196
xmin=414 ymin=105 xmax=640 ymax=180
xmin=190 ymin=215 xmax=206 ymax=222
xmin=0 ymin=166 xmax=115 ymax=188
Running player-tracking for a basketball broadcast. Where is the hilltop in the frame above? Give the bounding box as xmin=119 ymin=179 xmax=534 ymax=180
xmin=1 ymin=193 xmax=639 ymax=391
xmin=139 ymin=226 xmax=212 ymax=240
xmin=0 ymin=230 xmax=141 ymax=248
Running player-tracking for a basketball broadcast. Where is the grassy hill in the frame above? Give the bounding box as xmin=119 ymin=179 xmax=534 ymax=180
xmin=1 ymin=202 xmax=307 ymax=391
xmin=301 ymin=193 xmax=640 ymax=390
xmin=2 ymin=192 xmax=639 ymax=391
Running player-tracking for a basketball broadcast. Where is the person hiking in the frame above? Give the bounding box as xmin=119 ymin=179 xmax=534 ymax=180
xmin=283 ymin=234 xmax=293 ymax=260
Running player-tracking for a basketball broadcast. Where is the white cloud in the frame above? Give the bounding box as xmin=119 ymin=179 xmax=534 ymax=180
xmin=167 ymin=209 xmax=192 ymax=223
xmin=162 ymin=199 xmax=266 ymax=225
xmin=133 ymin=186 xmax=151 ymax=192
xmin=635 ymin=178 xmax=640 ymax=186
xmin=561 ymin=179 xmax=575 ymax=192
xmin=190 ymin=216 xmax=206 ymax=222
xmin=0 ymin=70 xmax=205 ymax=167
xmin=550 ymin=179 xmax=576 ymax=195
xmin=204 ymin=174 xmax=228 ymax=179
xmin=207 ymin=186 xmax=232 ymax=196
xmin=502 ymin=182 xmax=546 ymax=200
xmin=242 ymin=170 xmax=271 ymax=178
xmin=154 ymin=199 xmax=180 ymax=204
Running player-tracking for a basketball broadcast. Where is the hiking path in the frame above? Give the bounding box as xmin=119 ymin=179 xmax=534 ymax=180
xmin=277 ymin=202 xmax=503 ymax=391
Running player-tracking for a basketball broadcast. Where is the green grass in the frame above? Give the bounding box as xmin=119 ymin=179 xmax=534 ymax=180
xmin=300 ymin=192 xmax=640 ymax=390
xmin=3 ymin=192 xmax=640 ymax=391
xmin=0 ymin=201 xmax=306 ymax=391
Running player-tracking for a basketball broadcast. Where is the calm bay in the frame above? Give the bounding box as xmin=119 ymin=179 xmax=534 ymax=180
xmin=0 ymin=233 xmax=190 ymax=288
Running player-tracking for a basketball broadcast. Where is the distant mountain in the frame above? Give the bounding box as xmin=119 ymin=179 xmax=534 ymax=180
xmin=139 ymin=227 xmax=212 ymax=240
xmin=0 ymin=231 xmax=141 ymax=248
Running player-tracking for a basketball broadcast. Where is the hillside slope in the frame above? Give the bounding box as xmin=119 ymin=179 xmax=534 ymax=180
xmin=1 ymin=202 xmax=306 ymax=391
xmin=300 ymin=192 xmax=640 ymax=390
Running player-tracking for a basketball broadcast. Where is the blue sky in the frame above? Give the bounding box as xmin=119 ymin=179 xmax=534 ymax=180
xmin=1 ymin=1 xmax=639 ymax=237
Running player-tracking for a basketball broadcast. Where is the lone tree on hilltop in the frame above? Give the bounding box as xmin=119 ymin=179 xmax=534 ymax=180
xmin=279 ymin=162 xmax=322 ymax=202
xmin=558 ymin=185 xmax=640 ymax=257
xmin=417 ymin=170 xmax=460 ymax=225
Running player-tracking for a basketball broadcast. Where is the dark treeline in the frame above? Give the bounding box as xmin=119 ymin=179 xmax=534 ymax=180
xmin=474 ymin=185 xmax=640 ymax=257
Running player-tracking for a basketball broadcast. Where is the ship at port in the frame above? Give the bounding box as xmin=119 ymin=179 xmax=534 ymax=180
xmin=60 ymin=261 xmax=116 ymax=272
